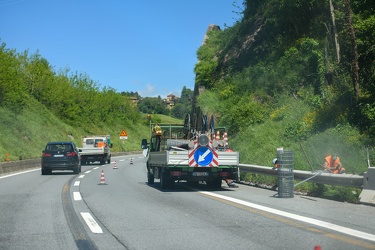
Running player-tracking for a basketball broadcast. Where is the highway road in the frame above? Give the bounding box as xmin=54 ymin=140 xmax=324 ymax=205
xmin=0 ymin=154 xmax=374 ymax=250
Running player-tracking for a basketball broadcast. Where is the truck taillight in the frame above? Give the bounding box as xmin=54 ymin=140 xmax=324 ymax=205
xmin=220 ymin=172 xmax=230 ymax=177
xmin=170 ymin=171 xmax=182 ymax=177
xmin=66 ymin=152 xmax=77 ymax=157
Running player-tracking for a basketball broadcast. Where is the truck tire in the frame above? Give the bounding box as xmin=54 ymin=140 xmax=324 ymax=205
xmin=41 ymin=169 xmax=51 ymax=175
xmin=160 ymin=172 xmax=174 ymax=189
xmin=147 ymin=172 xmax=155 ymax=184
xmin=160 ymin=172 xmax=168 ymax=189
xmin=207 ymin=178 xmax=222 ymax=189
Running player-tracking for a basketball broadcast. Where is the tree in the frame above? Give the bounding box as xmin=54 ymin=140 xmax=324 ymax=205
xmin=344 ymin=0 xmax=360 ymax=100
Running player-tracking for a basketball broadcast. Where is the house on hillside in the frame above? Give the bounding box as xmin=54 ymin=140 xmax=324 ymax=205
xmin=165 ymin=94 xmax=178 ymax=109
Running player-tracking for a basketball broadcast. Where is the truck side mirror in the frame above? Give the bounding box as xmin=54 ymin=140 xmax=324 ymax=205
xmin=141 ymin=139 xmax=148 ymax=149
xmin=109 ymin=143 xmax=113 ymax=148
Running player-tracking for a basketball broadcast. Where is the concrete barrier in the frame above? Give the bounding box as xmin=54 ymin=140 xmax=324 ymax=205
xmin=0 ymin=159 xmax=41 ymax=175
xmin=359 ymin=167 xmax=375 ymax=205
xmin=0 ymin=151 xmax=142 ymax=176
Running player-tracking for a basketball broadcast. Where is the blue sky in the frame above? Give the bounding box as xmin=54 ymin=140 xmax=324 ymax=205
xmin=0 ymin=0 xmax=241 ymax=98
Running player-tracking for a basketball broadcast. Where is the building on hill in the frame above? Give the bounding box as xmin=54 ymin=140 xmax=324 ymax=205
xmin=165 ymin=94 xmax=178 ymax=110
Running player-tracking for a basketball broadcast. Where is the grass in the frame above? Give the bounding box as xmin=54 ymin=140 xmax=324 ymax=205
xmin=0 ymin=104 xmax=183 ymax=162
xmin=227 ymin=96 xmax=370 ymax=203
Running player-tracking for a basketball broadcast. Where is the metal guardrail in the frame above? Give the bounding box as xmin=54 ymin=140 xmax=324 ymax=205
xmin=0 ymin=159 xmax=364 ymax=188
xmin=239 ymin=164 xmax=364 ymax=188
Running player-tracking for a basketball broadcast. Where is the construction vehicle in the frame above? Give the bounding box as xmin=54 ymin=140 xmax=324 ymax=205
xmin=141 ymin=111 xmax=239 ymax=189
xmin=79 ymin=135 xmax=112 ymax=165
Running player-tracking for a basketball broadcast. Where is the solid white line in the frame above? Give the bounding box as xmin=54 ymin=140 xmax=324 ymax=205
xmin=0 ymin=169 xmax=39 ymax=179
xmin=200 ymin=191 xmax=375 ymax=242
xmin=73 ymin=192 xmax=82 ymax=201
xmin=74 ymin=181 xmax=80 ymax=186
xmin=80 ymin=212 xmax=103 ymax=234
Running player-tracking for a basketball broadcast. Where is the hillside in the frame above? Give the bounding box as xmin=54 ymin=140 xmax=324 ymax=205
xmin=0 ymin=41 xmax=188 ymax=161
xmin=193 ymin=0 xmax=375 ymax=174
xmin=1 ymin=1 xmax=374 ymax=182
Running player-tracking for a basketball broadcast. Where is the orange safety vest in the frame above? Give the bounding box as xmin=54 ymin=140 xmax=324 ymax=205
xmin=324 ymin=155 xmax=341 ymax=173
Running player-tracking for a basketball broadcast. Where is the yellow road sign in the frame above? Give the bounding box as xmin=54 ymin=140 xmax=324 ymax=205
xmin=120 ymin=130 xmax=127 ymax=136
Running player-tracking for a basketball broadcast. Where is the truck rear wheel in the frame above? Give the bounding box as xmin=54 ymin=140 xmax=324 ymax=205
xmin=147 ymin=172 xmax=155 ymax=184
xmin=160 ymin=172 xmax=174 ymax=189
xmin=207 ymin=178 xmax=222 ymax=189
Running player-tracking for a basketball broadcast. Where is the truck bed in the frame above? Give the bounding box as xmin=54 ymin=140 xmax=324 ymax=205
xmin=78 ymin=147 xmax=106 ymax=155
xmin=148 ymin=150 xmax=239 ymax=167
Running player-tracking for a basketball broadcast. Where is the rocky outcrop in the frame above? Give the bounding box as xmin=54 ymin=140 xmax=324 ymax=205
xmin=201 ymin=24 xmax=221 ymax=45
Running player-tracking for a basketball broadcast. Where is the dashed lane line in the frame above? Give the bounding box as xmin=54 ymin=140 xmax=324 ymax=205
xmin=80 ymin=212 xmax=103 ymax=234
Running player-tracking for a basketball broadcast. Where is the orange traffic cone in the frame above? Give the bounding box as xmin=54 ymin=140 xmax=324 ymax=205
xmin=215 ymin=131 xmax=220 ymax=140
xmin=98 ymin=170 xmax=107 ymax=185
xmin=314 ymin=246 xmax=321 ymax=250
xmin=113 ymin=161 xmax=118 ymax=169
xmin=223 ymin=132 xmax=228 ymax=146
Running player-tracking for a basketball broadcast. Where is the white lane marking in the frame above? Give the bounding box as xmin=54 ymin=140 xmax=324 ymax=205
xmin=78 ymin=175 xmax=85 ymax=178
xmin=119 ymin=159 xmax=125 ymax=162
xmin=73 ymin=192 xmax=82 ymax=201
xmin=200 ymin=191 xmax=375 ymax=242
xmin=93 ymin=167 xmax=99 ymax=170
xmin=0 ymin=169 xmax=39 ymax=179
xmin=74 ymin=181 xmax=80 ymax=186
xmin=84 ymin=170 xmax=91 ymax=174
xmin=80 ymin=212 xmax=103 ymax=234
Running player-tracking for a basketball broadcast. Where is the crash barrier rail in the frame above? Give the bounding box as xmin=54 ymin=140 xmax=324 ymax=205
xmin=239 ymin=164 xmax=363 ymax=187
xmin=0 ymin=155 xmax=373 ymax=204
xmin=239 ymin=164 xmax=375 ymax=205
xmin=0 ymin=151 xmax=141 ymax=176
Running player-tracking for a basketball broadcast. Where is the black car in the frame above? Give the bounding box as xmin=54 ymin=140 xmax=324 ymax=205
xmin=41 ymin=141 xmax=82 ymax=175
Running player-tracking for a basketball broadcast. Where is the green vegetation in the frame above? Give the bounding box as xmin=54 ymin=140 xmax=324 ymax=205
xmin=0 ymin=42 xmax=183 ymax=161
xmin=194 ymin=0 xmax=375 ymax=202
xmin=137 ymin=87 xmax=193 ymax=119
xmin=0 ymin=1 xmax=374 ymax=203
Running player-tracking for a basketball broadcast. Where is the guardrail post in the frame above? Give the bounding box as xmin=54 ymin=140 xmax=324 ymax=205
xmin=359 ymin=167 xmax=375 ymax=205
xmin=277 ymin=149 xmax=294 ymax=198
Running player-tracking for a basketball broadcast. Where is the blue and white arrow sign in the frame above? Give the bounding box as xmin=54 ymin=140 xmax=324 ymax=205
xmin=194 ymin=146 xmax=213 ymax=166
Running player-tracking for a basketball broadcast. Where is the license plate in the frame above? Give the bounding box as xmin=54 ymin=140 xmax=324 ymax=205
xmin=54 ymin=155 xmax=64 ymax=157
xmin=192 ymin=172 xmax=209 ymax=176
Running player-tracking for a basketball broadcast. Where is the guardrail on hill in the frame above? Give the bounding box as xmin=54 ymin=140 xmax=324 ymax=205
xmin=1 ymin=156 xmax=374 ymax=205
xmin=239 ymin=164 xmax=375 ymax=205
xmin=239 ymin=164 xmax=364 ymax=187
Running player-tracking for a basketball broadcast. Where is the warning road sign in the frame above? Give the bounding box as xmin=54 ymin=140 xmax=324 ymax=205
xmin=120 ymin=129 xmax=128 ymax=140
xmin=120 ymin=130 xmax=127 ymax=136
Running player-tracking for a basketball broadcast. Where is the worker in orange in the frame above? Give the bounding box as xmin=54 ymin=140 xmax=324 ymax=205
xmin=272 ymin=158 xmax=279 ymax=169
xmin=323 ymin=154 xmax=345 ymax=174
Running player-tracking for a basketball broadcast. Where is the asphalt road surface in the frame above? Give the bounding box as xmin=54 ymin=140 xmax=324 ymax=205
xmin=1 ymin=154 xmax=374 ymax=250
